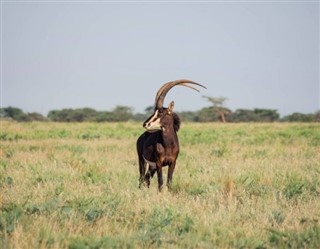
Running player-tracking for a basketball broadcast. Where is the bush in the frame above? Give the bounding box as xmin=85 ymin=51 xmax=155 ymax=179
xmin=0 ymin=107 xmax=30 ymax=121
xmin=282 ymin=112 xmax=317 ymax=122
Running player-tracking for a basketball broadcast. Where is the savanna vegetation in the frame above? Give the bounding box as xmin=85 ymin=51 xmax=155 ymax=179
xmin=1 ymin=121 xmax=320 ymax=248
xmin=1 ymin=106 xmax=319 ymax=123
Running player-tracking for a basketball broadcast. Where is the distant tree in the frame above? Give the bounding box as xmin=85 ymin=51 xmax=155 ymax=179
xmin=253 ymin=109 xmax=279 ymax=122
xmin=202 ymin=96 xmax=227 ymax=107
xmin=230 ymin=109 xmax=259 ymax=122
xmin=177 ymin=111 xmax=198 ymax=122
xmin=48 ymin=109 xmax=73 ymax=122
xmin=229 ymin=108 xmax=280 ymax=122
xmin=70 ymin=109 xmax=85 ymax=122
xmin=195 ymin=107 xmax=232 ymax=122
xmin=202 ymin=96 xmax=229 ymax=122
xmin=132 ymin=113 xmax=147 ymax=122
xmin=0 ymin=106 xmax=30 ymax=121
xmin=95 ymin=111 xmax=114 ymax=122
xmin=48 ymin=108 xmax=98 ymax=122
xmin=282 ymin=112 xmax=315 ymax=122
xmin=197 ymin=107 xmax=218 ymax=122
xmin=47 ymin=110 xmax=60 ymax=121
xmin=0 ymin=108 xmax=9 ymax=119
xmin=27 ymin=112 xmax=47 ymax=121
xmin=316 ymin=111 xmax=320 ymax=122
xmin=47 ymin=106 xmax=135 ymax=122
xmin=112 ymin=106 xmax=133 ymax=121
xmin=71 ymin=108 xmax=97 ymax=122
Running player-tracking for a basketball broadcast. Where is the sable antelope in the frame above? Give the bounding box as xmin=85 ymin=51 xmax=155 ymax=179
xmin=136 ymin=79 xmax=206 ymax=190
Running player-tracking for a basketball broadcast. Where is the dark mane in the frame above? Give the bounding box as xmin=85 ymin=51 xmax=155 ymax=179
xmin=173 ymin=112 xmax=180 ymax=132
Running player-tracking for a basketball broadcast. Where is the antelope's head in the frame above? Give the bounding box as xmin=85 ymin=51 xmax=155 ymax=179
xmin=143 ymin=79 xmax=206 ymax=131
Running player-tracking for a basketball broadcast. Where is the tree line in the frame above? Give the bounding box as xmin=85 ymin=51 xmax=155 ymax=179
xmin=1 ymin=106 xmax=319 ymax=123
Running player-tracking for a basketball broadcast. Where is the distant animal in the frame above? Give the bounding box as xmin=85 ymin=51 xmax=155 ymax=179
xmin=136 ymin=79 xmax=206 ymax=190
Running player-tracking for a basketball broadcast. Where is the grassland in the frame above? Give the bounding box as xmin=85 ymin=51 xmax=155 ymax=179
xmin=1 ymin=121 xmax=319 ymax=248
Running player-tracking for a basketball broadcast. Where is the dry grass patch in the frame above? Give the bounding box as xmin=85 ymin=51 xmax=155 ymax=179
xmin=1 ymin=121 xmax=319 ymax=248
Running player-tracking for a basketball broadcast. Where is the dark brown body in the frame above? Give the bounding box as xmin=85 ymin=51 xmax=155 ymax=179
xmin=136 ymin=79 xmax=206 ymax=190
xmin=137 ymin=111 xmax=180 ymax=190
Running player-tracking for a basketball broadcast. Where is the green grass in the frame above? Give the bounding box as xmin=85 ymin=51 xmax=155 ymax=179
xmin=0 ymin=121 xmax=319 ymax=248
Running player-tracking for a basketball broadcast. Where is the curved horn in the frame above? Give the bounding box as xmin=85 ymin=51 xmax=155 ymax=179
xmin=154 ymin=79 xmax=207 ymax=109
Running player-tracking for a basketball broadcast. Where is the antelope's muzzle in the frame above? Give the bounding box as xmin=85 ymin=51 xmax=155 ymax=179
xmin=143 ymin=110 xmax=161 ymax=131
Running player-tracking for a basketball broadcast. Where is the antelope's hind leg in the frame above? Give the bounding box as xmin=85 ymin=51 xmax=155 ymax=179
xmin=138 ymin=158 xmax=147 ymax=188
xmin=145 ymin=168 xmax=151 ymax=188
xmin=139 ymin=159 xmax=151 ymax=188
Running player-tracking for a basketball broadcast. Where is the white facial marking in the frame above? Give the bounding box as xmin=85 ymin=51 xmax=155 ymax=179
xmin=145 ymin=110 xmax=162 ymax=131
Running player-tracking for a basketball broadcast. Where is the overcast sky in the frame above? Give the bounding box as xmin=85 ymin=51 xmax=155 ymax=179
xmin=1 ymin=1 xmax=319 ymax=116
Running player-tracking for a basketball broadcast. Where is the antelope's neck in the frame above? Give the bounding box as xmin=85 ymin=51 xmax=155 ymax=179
xmin=161 ymin=125 xmax=178 ymax=146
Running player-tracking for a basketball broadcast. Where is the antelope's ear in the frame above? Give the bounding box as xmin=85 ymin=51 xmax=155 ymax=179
xmin=168 ymin=101 xmax=174 ymax=114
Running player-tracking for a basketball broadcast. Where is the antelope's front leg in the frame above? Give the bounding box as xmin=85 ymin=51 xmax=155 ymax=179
xmin=167 ymin=162 xmax=176 ymax=188
xmin=156 ymin=165 xmax=164 ymax=191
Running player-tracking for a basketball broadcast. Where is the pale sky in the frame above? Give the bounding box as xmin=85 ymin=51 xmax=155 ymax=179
xmin=1 ymin=1 xmax=319 ymax=116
